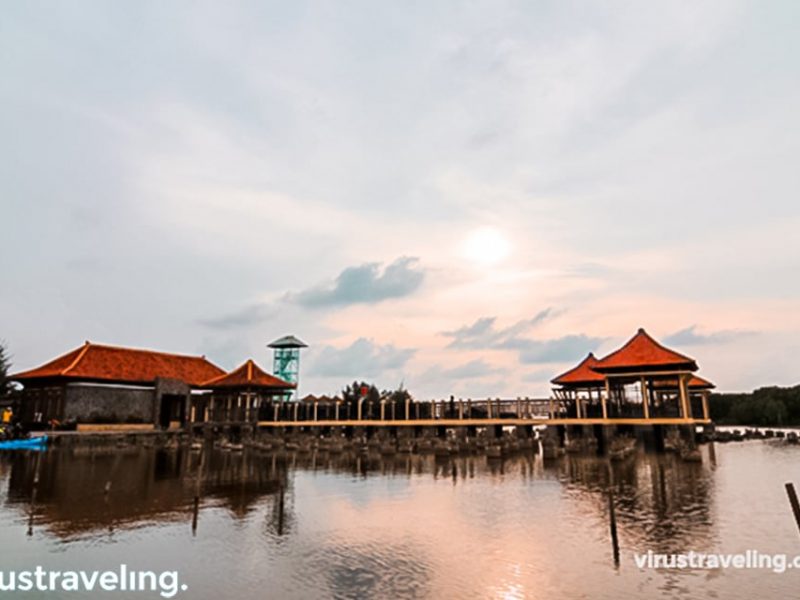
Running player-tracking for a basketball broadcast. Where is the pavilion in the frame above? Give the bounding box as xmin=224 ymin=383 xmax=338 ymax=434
xmin=550 ymin=353 xmax=605 ymax=419
xmin=551 ymin=328 xmax=713 ymax=422
xmin=196 ymin=359 xmax=294 ymax=424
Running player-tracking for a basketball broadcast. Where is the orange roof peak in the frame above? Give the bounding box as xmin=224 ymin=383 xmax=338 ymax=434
xmin=552 ymin=352 xmax=606 ymax=387
xmin=593 ymin=329 xmax=697 ymax=373
xmin=201 ymin=358 xmax=294 ymax=391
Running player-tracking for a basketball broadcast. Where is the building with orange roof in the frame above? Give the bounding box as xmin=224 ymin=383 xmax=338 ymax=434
xmin=550 ymin=329 xmax=713 ymax=422
xmin=591 ymin=328 xmax=707 ymax=421
xmin=550 ymin=353 xmax=606 ymax=419
xmin=196 ymin=359 xmax=294 ymax=424
xmin=11 ymin=341 xmax=225 ymax=429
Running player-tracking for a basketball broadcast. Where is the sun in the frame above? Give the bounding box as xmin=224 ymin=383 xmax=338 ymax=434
xmin=461 ymin=227 xmax=512 ymax=266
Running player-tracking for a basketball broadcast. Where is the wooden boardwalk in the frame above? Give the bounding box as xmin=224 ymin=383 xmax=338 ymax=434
xmin=257 ymin=417 xmax=710 ymax=428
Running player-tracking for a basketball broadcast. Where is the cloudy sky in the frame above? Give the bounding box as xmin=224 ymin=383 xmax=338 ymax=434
xmin=2 ymin=1 xmax=799 ymax=397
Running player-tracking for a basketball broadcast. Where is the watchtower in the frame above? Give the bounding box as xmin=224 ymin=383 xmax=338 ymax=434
xmin=267 ymin=335 xmax=307 ymax=400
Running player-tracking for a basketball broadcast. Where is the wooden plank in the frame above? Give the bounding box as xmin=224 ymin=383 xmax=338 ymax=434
xmin=76 ymin=423 xmax=155 ymax=432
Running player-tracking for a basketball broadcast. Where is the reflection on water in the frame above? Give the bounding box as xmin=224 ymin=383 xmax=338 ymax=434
xmin=1 ymin=442 xmax=799 ymax=599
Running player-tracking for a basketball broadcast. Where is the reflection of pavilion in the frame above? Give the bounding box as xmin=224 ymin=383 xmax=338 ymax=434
xmin=554 ymin=451 xmax=715 ymax=553
xmin=2 ymin=448 xmax=287 ymax=539
xmin=551 ymin=328 xmax=714 ymax=422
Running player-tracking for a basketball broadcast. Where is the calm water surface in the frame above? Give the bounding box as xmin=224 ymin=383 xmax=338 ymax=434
xmin=1 ymin=441 xmax=799 ymax=599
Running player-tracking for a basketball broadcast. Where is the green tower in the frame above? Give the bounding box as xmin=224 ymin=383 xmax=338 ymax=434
xmin=268 ymin=335 xmax=307 ymax=400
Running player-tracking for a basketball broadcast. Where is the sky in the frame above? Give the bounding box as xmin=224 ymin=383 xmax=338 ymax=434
xmin=1 ymin=0 xmax=799 ymax=398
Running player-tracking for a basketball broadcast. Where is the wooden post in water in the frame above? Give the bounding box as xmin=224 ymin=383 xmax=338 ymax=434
xmin=28 ymin=450 xmax=42 ymax=537
xmin=608 ymin=490 xmax=620 ymax=565
xmin=785 ymin=482 xmax=800 ymax=537
xmin=192 ymin=444 xmax=206 ymax=535
xmin=105 ymin=451 xmax=122 ymax=495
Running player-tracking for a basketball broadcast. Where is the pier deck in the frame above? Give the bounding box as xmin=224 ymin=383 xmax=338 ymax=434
xmin=257 ymin=417 xmax=710 ymax=428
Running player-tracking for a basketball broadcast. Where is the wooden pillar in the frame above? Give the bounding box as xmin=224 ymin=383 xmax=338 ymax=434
xmin=487 ymin=399 xmax=492 ymax=419
xmin=314 ymin=401 xmax=318 ymax=422
xmin=702 ymin=391 xmax=710 ymax=421
xmin=641 ymin=377 xmax=650 ymax=420
xmin=458 ymin=400 xmax=464 ymax=420
xmin=335 ymin=401 xmax=340 ymax=421
xmin=679 ymin=374 xmax=691 ymax=420
xmin=380 ymin=401 xmax=386 ymax=421
xmin=405 ymin=398 xmax=410 ymax=420
xmin=293 ymin=402 xmax=299 ymax=422
xmin=602 ymin=379 xmax=610 ymax=420
xmin=357 ymin=399 xmax=363 ymax=421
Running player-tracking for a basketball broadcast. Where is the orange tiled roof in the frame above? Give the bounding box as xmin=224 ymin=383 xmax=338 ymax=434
xmin=200 ymin=359 xmax=294 ymax=390
xmin=653 ymin=375 xmax=716 ymax=390
xmin=592 ymin=328 xmax=698 ymax=373
xmin=10 ymin=342 xmax=226 ymax=387
xmin=551 ymin=353 xmax=606 ymax=387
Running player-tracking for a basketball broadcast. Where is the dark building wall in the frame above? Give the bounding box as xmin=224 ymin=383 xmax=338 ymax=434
xmin=19 ymin=386 xmax=65 ymax=425
xmin=63 ymin=384 xmax=155 ymax=424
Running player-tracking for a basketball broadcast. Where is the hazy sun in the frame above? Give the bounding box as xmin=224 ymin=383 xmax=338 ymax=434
xmin=461 ymin=227 xmax=511 ymax=266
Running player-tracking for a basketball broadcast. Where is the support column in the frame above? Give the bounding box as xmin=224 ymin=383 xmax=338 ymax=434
xmin=679 ymin=374 xmax=691 ymax=420
xmin=641 ymin=377 xmax=650 ymax=420
xmin=602 ymin=379 xmax=610 ymax=419
xmin=702 ymin=391 xmax=710 ymax=421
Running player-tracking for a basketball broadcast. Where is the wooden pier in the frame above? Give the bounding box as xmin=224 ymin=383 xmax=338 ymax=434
xmin=256 ymin=417 xmax=710 ymax=428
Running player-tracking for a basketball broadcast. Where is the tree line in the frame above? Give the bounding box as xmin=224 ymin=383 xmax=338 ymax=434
xmin=709 ymin=385 xmax=800 ymax=426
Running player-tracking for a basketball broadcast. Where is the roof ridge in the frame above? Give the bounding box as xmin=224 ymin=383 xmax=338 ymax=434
xmin=61 ymin=341 xmax=92 ymax=375
xmin=80 ymin=341 xmax=210 ymax=360
xmin=551 ymin=352 xmax=603 ymax=385
xmin=636 ymin=327 xmax=695 ymax=363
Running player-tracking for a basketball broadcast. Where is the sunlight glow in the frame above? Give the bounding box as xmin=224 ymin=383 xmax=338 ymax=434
xmin=461 ymin=227 xmax=512 ymax=266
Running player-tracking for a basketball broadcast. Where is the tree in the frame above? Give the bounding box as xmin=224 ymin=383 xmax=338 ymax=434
xmin=0 ymin=341 xmax=12 ymax=398
xmin=341 ymin=381 xmax=380 ymax=405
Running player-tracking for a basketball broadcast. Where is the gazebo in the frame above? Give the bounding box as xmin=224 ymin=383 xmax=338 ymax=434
xmin=197 ymin=359 xmax=294 ymax=424
xmin=550 ymin=353 xmax=606 ymax=418
xmin=590 ymin=328 xmax=704 ymax=420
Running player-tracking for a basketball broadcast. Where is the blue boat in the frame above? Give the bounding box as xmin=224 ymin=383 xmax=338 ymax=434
xmin=0 ymin=436 xmax=48 ymax=450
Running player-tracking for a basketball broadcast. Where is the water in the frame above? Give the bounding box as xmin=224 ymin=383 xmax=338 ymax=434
xmin=1 ymin=441 xmax=799 ymax=599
